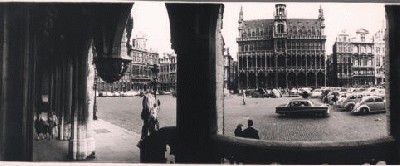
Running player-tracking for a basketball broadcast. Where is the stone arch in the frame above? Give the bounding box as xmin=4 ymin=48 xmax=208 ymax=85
xmin=258 ymin=72 xmax=266 ymax=88
xmin=297 ymin=72 xmax=306 ymax=87
xmin=287 ymin=72 xmax=297 ymax=88
xmin=277 ymin=54 xmax=285 ymax=67
xmin=248 ymin=72 xmax=257 ymax=89
xmin=317 ymin=72 xmax=325 ymax=87
xmin=307 ymin=72 xmax=316 ymax=87
xmin=239 ymin=73 xmax=248 ymax=89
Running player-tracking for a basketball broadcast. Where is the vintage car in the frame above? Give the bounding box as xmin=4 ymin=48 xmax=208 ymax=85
xmin=336 ymin=93 xmax=364 ymax=111
xmin=288 ymin=88 xmax=300 ymax=97
xmin=352 ymin=96 xmax=386 ymax=114
xmin=310 ymin=89 xmax=322 ymax=98
xmin=276 ymin=99 xmax=330 ymax=116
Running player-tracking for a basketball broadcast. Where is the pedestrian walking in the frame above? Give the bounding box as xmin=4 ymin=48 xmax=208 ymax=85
xmin=52 ymin=113 xmax=59 ymax=139
xmin=138 ymin=89 xmax=156 ymax=148
xmin=242 ymin=90 xmax=246 ymax=105
xmin=149 ymin=99 xmax=161 ymax=134
xmin=34 ymin=117 xmax=41 ymax=140
xmin=48 ymin=112 xmax=58 ymax=139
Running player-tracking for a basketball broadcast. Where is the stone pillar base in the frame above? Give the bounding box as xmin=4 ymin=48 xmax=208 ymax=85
xmin=69 ymin=139 xmax=89 ymax=160
xmin=87 ymin=136 xmax=96 ymax=157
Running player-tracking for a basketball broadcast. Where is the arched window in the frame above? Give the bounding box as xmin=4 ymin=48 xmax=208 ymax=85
xmin=278 ymin=24 xmax=284 ymax=33
xmin=278 ymin=55 xmax=285 ymax=67
xmin=367 ymin=46 xmax=372 ymax=53
xmin=293 ymin=26 xmax=297 ymax=35
xmin=353 ymin=46 xmax=359 ymax=53
xmin=361 ymin=46 xmax=366 ymax=53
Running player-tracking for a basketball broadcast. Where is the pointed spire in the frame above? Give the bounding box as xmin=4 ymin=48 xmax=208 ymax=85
xmin=319 ymin=5 xmax=324 ymax=20
xmin=239 ymin=5 xmax=243 ymax=23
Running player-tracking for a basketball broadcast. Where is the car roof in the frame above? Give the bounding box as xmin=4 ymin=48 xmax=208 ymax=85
xmin=290 ymin=99 xmax=312 ymax=102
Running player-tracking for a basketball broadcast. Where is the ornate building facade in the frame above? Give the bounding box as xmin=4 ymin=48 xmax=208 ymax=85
xmin=159 ymin=52 xmax=177 ymax=92
xmin=330 ymin=28 xmax=383 ymax=87
xmin=130 ymin=35 xmax=159 ymax=91
xmin=224 ymin=48 xmax=234 ymax=91
xmin=237 ymin=4 xmax=326 ymax=89
xmin=97 ymin=33 xmax=159 ymax=92
xmin=373 ymin=27 xmax=386 ymax=85
xmin=330 ymin=31 xmax=353 ymax=86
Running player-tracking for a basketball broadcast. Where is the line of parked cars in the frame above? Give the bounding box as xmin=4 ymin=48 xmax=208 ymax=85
xmin=244 ymin=88 xmax=283 ymax=98
xmin=98 ymin=90 xmax=175 ymax=97
xmin=275 ymin=86 xmax=386 ymax=117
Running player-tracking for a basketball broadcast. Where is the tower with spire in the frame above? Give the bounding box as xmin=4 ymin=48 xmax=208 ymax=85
xmin=318 ymin=5 xmax=325 ymax=35
xmin=273 ymin=4 xmax=287 ymax=35
xmin=236 ymin=4 xmax=327 ymax=89
xmin=238 ymin=6 xmax=244 ymax=37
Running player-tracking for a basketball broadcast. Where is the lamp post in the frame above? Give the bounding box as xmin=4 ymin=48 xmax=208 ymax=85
xmin=150 ymin=64 xmax=160 ymax=98
xmin=93 ymin=69 xmax=98 ymax=120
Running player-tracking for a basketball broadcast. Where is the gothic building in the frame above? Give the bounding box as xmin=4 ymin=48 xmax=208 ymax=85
xmin=224 ymin=48 xmax=234 ymax=91
xmin=159 ymin=52 xmax=177 ymax=92
xmin=237 ymin=4 xmax=326 ymax=89
xmin=330 ymin=28 xmax=384 ymax=87
xmin=373 ymin=27 xmax=386 ymax=85
xmin=96 ymin=33 xmax=159 ymax=92
xmin=130 ymin=35 xmax=160 ymax=91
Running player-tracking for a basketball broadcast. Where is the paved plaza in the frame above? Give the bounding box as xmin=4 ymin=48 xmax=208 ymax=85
xmin=33 ymin=94 xmax=388 ymax=162
xmin=98 ymin=94 xmax=387 ymax=142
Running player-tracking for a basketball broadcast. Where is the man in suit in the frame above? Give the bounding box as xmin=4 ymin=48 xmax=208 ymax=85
xmin=242 ymin=119 xmax=260 ymax=139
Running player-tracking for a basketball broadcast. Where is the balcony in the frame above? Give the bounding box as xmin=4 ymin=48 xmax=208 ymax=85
xmin=273 ymin=33 xmax=287 ymax=38
xmin=288 ymin=35 xmax=326 ymax=40
xmin=236 ymin=36 xmax=272 ymax=42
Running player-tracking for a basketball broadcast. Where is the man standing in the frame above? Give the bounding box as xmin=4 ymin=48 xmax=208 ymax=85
xmin=242 ymin=119 xmax=260 ymax=139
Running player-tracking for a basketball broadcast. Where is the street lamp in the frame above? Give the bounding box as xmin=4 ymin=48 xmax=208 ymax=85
xmin=150 ymin=64 xmax=160 ymax=98
xmin=93 ymin=69 xmax=98 ymax=120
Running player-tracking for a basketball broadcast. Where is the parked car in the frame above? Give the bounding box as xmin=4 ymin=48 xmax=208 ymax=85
xmin=310 ymin=89 xmax=322 ymax=98
xmin=336 ymin=93 xmax=364 ymax=111
xmin=371 ymin=89 xmax=385 ymax=98
xmin=288 ymin=88 xmax=300 ymax=97
xmin=112 ymin=91 xmax=121 ymax=97
xmin=276 ymin=99 xmax=330 ymax=116
xmin=352 ymin=96 xmax=386 ymax=114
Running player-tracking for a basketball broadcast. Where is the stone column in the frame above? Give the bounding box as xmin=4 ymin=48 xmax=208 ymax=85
xmin=386 ymin=6 xmax=400 ymax=164
xmin=255 ymin=72 xmax=258 ymax=89
xmin=167 ymin=4 xmax=223 ymax=163
xmin=86 ymin=45 xmax=96 ymax=158
xmin=0 ymin=5 xmax=34 ymax=161
xmin=246 ymin=72 xmax=249 ymax=89
xmin=69 ymin=50 xmax=90 ymax=160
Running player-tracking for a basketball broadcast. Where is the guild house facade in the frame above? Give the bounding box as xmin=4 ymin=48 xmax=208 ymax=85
xmin=237 ymin=4 xmax=326 ymax=89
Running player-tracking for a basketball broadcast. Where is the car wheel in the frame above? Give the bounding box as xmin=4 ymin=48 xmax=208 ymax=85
xmin=362 ymin=107 xmax=369 ymax=113
xmin=346 ymin=104 xmax=354 ymax=112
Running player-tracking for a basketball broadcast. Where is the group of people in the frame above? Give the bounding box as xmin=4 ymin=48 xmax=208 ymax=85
xmin=234 ymin=119 xmax=260 ymax=139
xmin=138 ymin=89 xmax=161 ymax=147
xmin=34 ymin=112 xmax=58 ymax=140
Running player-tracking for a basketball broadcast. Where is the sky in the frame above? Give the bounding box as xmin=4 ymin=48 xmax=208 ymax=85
xmin=131 ymin=2 xmax=385 ymax=60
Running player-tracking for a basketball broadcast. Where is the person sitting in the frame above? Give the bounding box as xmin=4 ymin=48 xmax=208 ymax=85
xmin=242 ymin=119 xmax=260 ymax=139
xmin=234 ymin=124 xmax=243 ymax=137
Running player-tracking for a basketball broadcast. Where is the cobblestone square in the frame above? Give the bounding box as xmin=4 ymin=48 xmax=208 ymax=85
xmin=97 ymin=95 xmax=387 ymax=142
